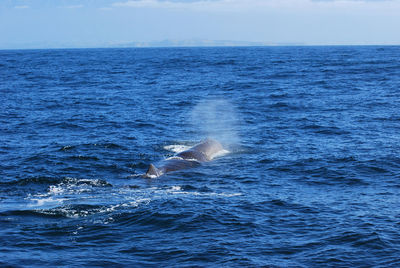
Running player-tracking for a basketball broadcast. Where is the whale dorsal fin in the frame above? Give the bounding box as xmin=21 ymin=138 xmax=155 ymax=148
xmin=146 ymin=164 xmax=161 ymax=178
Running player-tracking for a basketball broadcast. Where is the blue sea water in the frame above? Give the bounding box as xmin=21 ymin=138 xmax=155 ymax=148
xmin=1 ymin=46 xmax=400 ymax=267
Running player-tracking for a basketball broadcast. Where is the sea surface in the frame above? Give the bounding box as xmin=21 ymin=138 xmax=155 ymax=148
xmin=1 ymin=46 xmax=400 ymax=267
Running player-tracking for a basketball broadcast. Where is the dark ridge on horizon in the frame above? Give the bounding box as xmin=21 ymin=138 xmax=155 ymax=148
xmin=0 ymin=39 xmax=303 ymax=50
xmin=2 ymin=39 xmax=399 ymax=50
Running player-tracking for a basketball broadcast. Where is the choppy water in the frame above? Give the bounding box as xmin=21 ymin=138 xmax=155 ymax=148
xmin=1 ymin=46 xmax=400 ymax=267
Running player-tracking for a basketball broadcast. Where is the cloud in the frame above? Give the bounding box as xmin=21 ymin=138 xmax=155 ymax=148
xmin=63 ymin=5 xmax=85 ymax=9
xmin=111 ymin=0 xmax=400 ymax=10
xmin=313 ymin=0 xmax=393 ymax=1
xmin=111 ymin=0 xmax=312 ymax=11
xmin=112 ymin=0 xmax=196 ymax=8
xmin=14 ymin=5 xmax=29 ymax=9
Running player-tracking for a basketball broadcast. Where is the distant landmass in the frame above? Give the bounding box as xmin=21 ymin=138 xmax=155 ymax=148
xmin=0 ymin=40 xmax=305 ymax=50
xmin=112 ymin=39 xmax=304 ymax=48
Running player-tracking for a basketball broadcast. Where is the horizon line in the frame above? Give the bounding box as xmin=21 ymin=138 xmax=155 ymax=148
xmin=1 ymin=43 xmax=400 ymax=51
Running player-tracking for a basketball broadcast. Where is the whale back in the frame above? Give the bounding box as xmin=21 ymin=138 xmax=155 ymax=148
xmin=189 ymin=138 xmax=223 ymax=160
xmin=176 ymin=150 xmax=208 ymax=162
xmin=145 ymin=138 xmax=223 ymax=178
xmin=161 ymin=159 xmax=200 ymax=173
xmin=145 ymin=159 xmax=200 ymax=178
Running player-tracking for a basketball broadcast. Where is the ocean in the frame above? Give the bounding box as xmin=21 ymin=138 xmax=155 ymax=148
xmin=1 ymin=46 xmax=400 ymax=267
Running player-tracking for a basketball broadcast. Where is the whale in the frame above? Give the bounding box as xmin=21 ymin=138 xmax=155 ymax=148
xmin=145 ymin=138 xmax=224 ymax=178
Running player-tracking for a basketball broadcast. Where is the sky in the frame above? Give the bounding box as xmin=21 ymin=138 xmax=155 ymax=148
xmin=0 ymin=0 xmax=399 ymax=49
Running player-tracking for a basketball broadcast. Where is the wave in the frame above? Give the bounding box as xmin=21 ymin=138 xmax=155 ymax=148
xmin=59 ymin=142 xmax=127 ymax=151
xmin=68 ymin=155 xmax=100 ymax=161
xmin=301 ymin=124 xmax=350 ymax=135
xmin=0 ymin=176 xmax=60 ymax=186
xmin=3 ymin=182 xmax=242 ymax=220
xmin=265 ymin=155 xmax=400 ymax=186
xmin=1 ymin=176 xmax=112 ymax=187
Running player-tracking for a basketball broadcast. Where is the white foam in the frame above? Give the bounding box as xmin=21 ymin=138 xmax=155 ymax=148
xmin=25 ymin=178 xmax=108 ymax=209
xmin=48 ymin=185 xmax=64 ymax=195
xmin=28 ymin=197 xmax=67 ymax=208
xmin=154 ymin=185 xmax=242 ymax=198
xmin=166 ymin=156 xmax=200 ymax=163
xmin=170 ymin=186 xmax=182 ymax=191
xmin=163 ymin=144 xmax=191 ymax=153
xmin=127 ymin=174 xmax=144 ymax=178
xmin=165 ymin=156 xmax=184 ymax=160
xmin=24 ymin=175 xmax=242 ymax=220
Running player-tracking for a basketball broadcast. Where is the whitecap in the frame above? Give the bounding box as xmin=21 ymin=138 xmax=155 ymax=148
xmin=27 ymin=197 xmax=67 ymax=208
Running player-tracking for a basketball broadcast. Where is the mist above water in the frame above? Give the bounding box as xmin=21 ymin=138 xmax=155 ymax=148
xmin=190 ymin=98 xmax=240 ymax=149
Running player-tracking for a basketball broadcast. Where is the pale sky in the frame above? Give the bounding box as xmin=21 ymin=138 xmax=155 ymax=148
xmin=0 ymin=0 xmax=399 ymax=49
